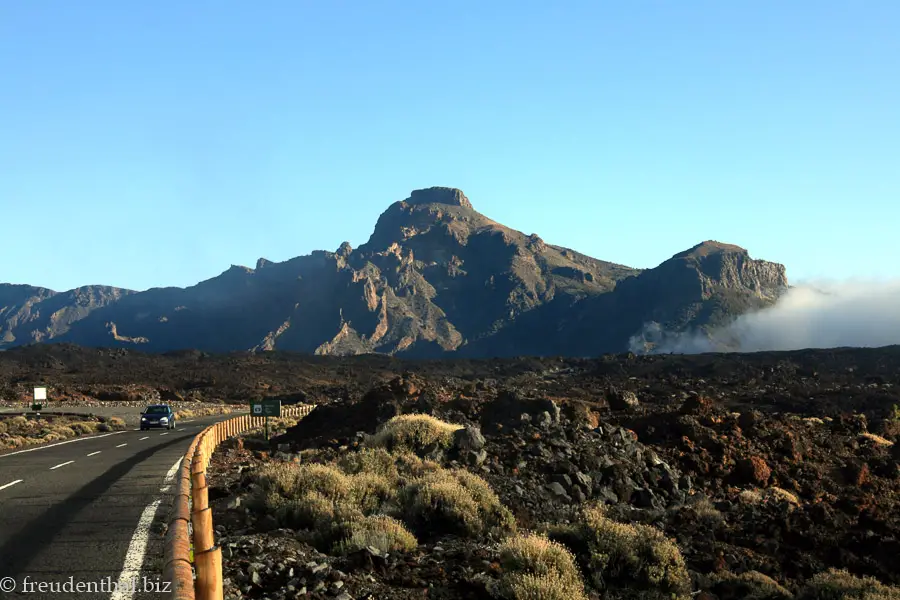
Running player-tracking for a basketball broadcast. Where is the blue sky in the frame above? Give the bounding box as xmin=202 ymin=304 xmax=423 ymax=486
xmin=1 ymin=1 xmax=897 ymax=292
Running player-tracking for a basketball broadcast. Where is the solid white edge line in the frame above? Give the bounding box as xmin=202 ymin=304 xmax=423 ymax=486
xmin=87 ymin=451 xmax=101 ymax=457
xmin=0 ymin=430 xmax=126 ymax=459
xmin=110 ymin=457 xmax=183 ymax=600
xmin=49 ymin=461 xmax=74 ymax=470
xmin=0 ymin=479 xmax=23 ymax=491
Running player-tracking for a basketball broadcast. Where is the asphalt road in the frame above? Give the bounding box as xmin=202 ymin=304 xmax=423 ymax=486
xmin=0 ymin=415 xmax=228 ymax=600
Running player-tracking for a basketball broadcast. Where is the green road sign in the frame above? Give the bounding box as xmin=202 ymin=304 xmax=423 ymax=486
xmin=250 ymin=399 xmax=281 ymax=418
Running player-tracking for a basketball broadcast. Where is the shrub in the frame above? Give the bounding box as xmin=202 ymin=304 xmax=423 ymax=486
xmin=332 ymin=515 xmax=417 ymax=555
xmin=689 ymin=497 xmax=726 ymax=528
xmin=108 ymin=416 xmax=126 ymax=430
xmin=798 ymin=569 xmax=900 ymax=600
xmin=557 ymin=503 xmax=691 ymax=598
xmin=348 ymin=472 xmax=394 ymax=513
xmin=0 ymin=420 xmax=7 ymax=435
xmin=338 ymin=448 xmax=401 ymax=481
xmin=51 ymin=426 xmax=76 ymax=438
xmin=711 ymin=570 xmax=794 ymax=600
xmin=768 ymin=487 xmax=801 ymax=506
xmin=496 ymin=533 xmax=587 ymax=600
xmin=860 ymin=432 xmax=894 ymax=447
xmin=504 ymin=570 xmax=588 ymax=600
xmin=256 ymin=462 xmax=355 ymax=505
xmin=70 ymin=422 xmax=97 ymax=435
xmin=400 ymin=469 xmax=516 ymax=539
xmin=368 ymin=414 xmax=463 ymax=452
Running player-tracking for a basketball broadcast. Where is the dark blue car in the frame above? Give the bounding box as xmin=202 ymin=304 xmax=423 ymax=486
xmin=140 ymin=404 xmax=177 ymax=430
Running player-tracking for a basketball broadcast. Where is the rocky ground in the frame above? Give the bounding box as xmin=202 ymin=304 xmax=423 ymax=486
xmin=192 ymin=346 xmax=900 ymax=599
xmin=3 ymin=343 xmax=900 ymax=597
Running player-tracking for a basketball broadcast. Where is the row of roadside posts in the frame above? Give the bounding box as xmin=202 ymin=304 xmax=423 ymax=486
xmin=248 ymin=398 xmax=281 ymax=440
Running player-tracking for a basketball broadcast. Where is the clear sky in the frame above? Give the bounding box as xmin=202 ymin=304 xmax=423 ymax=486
xmin=1 ymin=1 xmax=897 ymax=292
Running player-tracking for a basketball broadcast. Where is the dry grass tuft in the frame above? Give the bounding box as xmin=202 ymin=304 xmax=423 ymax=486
xmin=504 ymin=569 xmax=588 ymax=600
xmin=555 ymin=503 xmax=691 ymax=599
xmin=332 ymin=515 xmax=417 ymax=555
xmin=711 ymin=570 xmax=794 ymax=599
xmin=798 ymin=568 xmax=900 ymax=600
xmin=400 ymin=468 xmax=516 ymax=538
xmin=496 ymin=533 xmax=587 ymax=599
xmin=768 ymin=487 xmax=801 ymax=506
xmin=860 ymin=432 xmax=894 ymax=447
xmin=689 ymin=497 xmax=726 ymax=528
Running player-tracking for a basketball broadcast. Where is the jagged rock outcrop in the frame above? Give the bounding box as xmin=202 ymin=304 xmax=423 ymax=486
xmin=0 ymin=189 xmax=788 ymax=357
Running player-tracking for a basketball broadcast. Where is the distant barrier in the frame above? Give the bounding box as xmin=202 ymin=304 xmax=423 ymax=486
xmin=164 ymin=404 xmax=315 ymax=600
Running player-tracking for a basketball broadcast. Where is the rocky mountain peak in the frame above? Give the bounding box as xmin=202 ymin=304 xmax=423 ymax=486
xmin=672 ymin=240 xmax=748 ymax=260
xmin=405 ymin=187 xmax=473 ymax=209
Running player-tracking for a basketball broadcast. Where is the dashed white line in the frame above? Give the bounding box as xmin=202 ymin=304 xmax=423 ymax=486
xmin=0 ymin=430 xmax=125 ymax=459
xmin=116 ymin=443 xmax=128 ymax=448
xmin=0 ymin=479 xmax=23 ymax=491
xmin=159 ymin=432 xmax=169 ymax=436
xmin=139 ymin=436 xmax=149 ymax=441
xmin=49 ymin=461 xmax=74 ymax=470
xmin=110 ymin=457 xmax=182 ymax=600
xmin=87 ymin=451 xmax=101 ymax=457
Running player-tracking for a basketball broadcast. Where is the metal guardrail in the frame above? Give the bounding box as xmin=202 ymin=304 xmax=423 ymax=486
xmin=164 ymin=405 xmax=315 ymax=600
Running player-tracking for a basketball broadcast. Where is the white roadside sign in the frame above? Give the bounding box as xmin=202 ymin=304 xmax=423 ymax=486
xmin=34 ymin=387 xmax=47 ymax=401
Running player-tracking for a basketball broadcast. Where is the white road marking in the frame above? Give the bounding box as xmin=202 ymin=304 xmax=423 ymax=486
xmin=110 ymin=457 xmax=183 ymax=600
xmin=159 ymin=432 xmax=169 ymax=436
xmin=139 ymin=437 xmax=149 ymax=441
xmin=0 ymin=479 xmax=23 ymax=491
xmin=116 ymin=443 xmax=128 ymax=448
xmin=49 ymin=461 xmax=74 ymax=470
xmin=0 ymin=431 xmax=125 ymax=459
xmin=87 ymin=451 xmax=101 ymax=457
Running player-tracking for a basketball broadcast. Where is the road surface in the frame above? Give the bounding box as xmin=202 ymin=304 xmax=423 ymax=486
xmin=0 ymin=415 xmax=228 ymax=599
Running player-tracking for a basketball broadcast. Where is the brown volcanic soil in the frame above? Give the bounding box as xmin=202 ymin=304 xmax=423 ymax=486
xmin=3 ymin=343 xmax=900 ymax=597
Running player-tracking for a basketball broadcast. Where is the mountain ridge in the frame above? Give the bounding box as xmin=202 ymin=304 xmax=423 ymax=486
xmin=0 ymin=187 xmax=788 ymax=356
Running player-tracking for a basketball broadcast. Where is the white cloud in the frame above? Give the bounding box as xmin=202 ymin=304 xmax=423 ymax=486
xmin=630 ymin=279 xmax=900 ymax=354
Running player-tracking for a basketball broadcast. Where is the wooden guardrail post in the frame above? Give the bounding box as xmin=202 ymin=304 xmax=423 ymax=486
xmin=191 ymin=507 xmax=214 ymax=554
xmin=194 ymin=547 xmax=223 ymax=600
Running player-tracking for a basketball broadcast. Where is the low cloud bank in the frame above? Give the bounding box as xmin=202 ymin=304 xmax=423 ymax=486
xmin=629 ymin=280 xmax=900 ymax=354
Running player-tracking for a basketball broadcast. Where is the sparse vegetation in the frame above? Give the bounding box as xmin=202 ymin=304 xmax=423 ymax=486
xmin=0 ymin=414 xmax=125 ymax=449
xmin=248 ymin=440 xmax=515 ymax=554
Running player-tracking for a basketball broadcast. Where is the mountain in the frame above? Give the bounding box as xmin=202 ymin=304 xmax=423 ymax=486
xmin=0 ymin=187 xmax=788 ymax=357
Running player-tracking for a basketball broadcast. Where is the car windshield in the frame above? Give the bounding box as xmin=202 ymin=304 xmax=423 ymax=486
xmin=143 ymin=406 xmax=169 ymax=414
